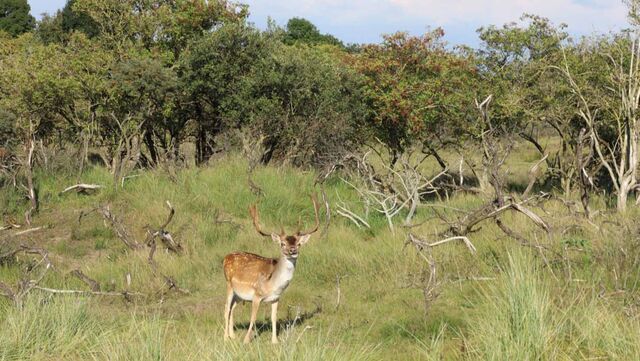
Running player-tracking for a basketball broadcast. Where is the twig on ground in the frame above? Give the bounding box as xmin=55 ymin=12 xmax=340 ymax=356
xmin=14 ymin=226 xmax=47 ymax=236
xmin=60 ymin=184 xmax=103 ymax=195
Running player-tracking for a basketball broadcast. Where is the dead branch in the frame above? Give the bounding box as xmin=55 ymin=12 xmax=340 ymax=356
xmin=523 ymin=154 xmax=549 ymax=198
xmin=70 ymin=269 xmax=101 ymax=292
xmin=334 ymin=275 xmax=347 ymax=310
xmin=13 ymin=226 xmax=47 ymax=236
xmin=77 ymin=203 xmax=187 ymax=298
xmin=144 ymin=201 xmax=182 ymax=253
xmin=79 ymin=205 xmax=141 ymax=250
xmin=338 ymin=145 xmax=450 ymax=233
xmin=319 ymin=187 xmax=331 ymax=239
xmin=511 ymin=202 xmax=550 ymax=232
xmin=147 ymin=233 xmax=189 ymax=296
xmin=407 ymin=233 xmax=477 ymax=254
xmin=33 ymin=286 xmax=144 ymax=298
xmin=405 ymin=233 xmax=464 ymax=314
xmin=576 ymin=128 xmax=594 ymax=218
xmin=60 ymin=184 xmax=103 ymax=195
xmin=240 ymin=131 xmax=267 ymax=197
xmin=335 ymin=191 xmax=370 ymax=229
xmin=0 ymin=245 xmax=51 ymax=309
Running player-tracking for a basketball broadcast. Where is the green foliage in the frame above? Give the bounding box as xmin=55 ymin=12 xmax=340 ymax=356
xmin=347 ymin=30 xmax=477 ymax=153
xmin=0 ymin=0 xmax=34 ymax=37
xmin=284 ymin=17 xmax=343 ymax=47
xmin=179 ymin=22 xmax=271 ymax=163
xmin=239 ymin=43 xmax=368 ymax=167
xmin=61 ymin=0 xmax=99 ymax=38
xmin=73 ymin=0 xmax=247 ymax=59
xmin=0 ymin=108 xmax=16 ymax=149
xmin=0 ymin=34 xmax=70 ymax=140
xmin=35 ymin=0 xmax=99 ymax=45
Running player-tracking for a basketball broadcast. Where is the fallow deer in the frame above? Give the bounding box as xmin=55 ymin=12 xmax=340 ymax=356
xmin=223 ymin=196 xmax=319 ymax=344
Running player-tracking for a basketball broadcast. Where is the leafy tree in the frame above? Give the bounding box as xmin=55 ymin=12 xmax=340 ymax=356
xmin=61 ymin=0 xmax=99 ymax=38
xmin=35 ymin=12 xmax=67 ymax=44
xmin=476 ymin=15 xmax=578 ymax=192
xmin=67 ymin=0 xmax=251 ymax=164
xmin=0 ymin=34 xmax=74 ymax=220
xmin=0 ymin=0 xmax=34 ymax=37
xmin=74 ymin=0 xmax=247 ymax=60
xmin=180 ymin=23 xmax=271 ymax=164
xmin=284 ymin=17 xmax=343 ymax=47
xmin=238 ymin=44 xmax=367 ymax=167
xmin=347 ymin=30 xmax=477 ymax=162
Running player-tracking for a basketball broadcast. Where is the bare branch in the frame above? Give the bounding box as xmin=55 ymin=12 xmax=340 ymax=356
xmin=144 ymin=201 xmax=182 ymax=253
xmin=159 ymin=201 xmax=175 ymax=230
xmin=79 ymin=205 xmax=141 ymax=250
xmin=523 ymin=153 xmax=549 ymax=198
xmin=13 ymin=226 xmax=46 ymax=236
xmin=60 ymin=184 xmax=103 ymax=195
xmin=70 ymin=270 xmax=101 ymax=292
xmin=407 ymin=233 xmax=477 ymax=254
xmin=319 ymin=188 xmax=331 ymax=238
xmin=511 ymin=203 xmax=551 ymax=233
xmin=33 ymin=286 xmax=144 ymax=298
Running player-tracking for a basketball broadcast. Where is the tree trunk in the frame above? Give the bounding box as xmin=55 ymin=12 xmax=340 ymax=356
xmin=24 ymin=138 xmax=37 ymax=225
xmin=144 ymin=130 xmax=158 ymax=167
xmin=618 ymin=181 xmax=631 ymax=212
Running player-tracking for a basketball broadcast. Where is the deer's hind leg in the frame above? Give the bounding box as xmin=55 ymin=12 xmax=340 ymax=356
xmin=223 ymin=283 xmax=234 ymax=341
xmin=229 ymin=296 xmax=238 ymax=339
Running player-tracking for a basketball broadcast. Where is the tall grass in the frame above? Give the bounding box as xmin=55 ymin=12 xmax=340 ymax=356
xmin=465 ymin=252 xmax=559 ymax=360
xmin=2 ymin=152 xmax=640 ymax=360
xmin=0 ymin=296 xmax=101 ymax=360
xmin=464 ymin=251 xmax=640 ymax=360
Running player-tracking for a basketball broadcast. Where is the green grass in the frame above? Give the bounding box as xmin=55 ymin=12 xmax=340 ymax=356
xmin=1 ymin=146 xmax=640 ymax=360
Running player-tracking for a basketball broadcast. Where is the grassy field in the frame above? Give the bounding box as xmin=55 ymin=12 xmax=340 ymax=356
xmin=1 ymin=149 xmax=640 ymax=360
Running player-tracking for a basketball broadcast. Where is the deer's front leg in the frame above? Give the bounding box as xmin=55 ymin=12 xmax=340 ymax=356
xmin=271 ymin=302 xmax=279 ymax=344
xmin=244 ymin=297 xmax=262 ymax=344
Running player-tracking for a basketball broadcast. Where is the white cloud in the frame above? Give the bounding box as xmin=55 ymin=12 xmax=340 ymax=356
xmin=388 ymin=0 xmax=626 ymax=32
xmin=245 ymin=0 xmax=628 ymax=43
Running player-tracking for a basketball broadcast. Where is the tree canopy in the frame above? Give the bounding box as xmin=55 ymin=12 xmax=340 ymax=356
xmin=0 ymin=0 xmax=34 ymax=37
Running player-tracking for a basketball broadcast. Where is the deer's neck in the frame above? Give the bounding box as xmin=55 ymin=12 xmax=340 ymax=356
xmin=270 ymin=255 xmax=297 ymax=287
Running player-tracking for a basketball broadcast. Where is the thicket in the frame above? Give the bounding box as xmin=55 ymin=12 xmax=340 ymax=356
xmin=1 ymin=1 xmax=640 ymax=214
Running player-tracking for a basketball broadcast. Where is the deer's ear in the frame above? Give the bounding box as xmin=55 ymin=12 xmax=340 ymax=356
xmin=297 ymin=234 xmax=312 ymax=246
xmin=271 ymin=233 xmax=281 ymax=244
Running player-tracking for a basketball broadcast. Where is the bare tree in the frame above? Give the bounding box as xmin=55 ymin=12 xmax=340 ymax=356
xmin=557 ymin=29 xmax=640 ymax=212
xmin=337 ymin=147 xmax=447 ymax=233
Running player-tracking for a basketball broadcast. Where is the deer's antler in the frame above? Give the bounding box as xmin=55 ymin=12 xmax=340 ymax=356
xmin=249 ymin=204 xmax=276 ymax=237
xmin=298 ymin=194 xmax=320 ymax=236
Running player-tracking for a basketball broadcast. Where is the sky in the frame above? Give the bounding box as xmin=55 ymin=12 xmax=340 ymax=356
xmin=27 ymin=0 xmax=629 ymax=46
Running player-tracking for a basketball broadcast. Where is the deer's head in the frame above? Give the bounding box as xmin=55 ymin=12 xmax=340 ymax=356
xmin=249 ymin=195 xmax=320 ymax=259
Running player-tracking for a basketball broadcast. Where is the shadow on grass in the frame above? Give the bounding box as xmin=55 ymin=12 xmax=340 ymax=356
xmin=234 ymin=304 xmax=322 ymax=334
